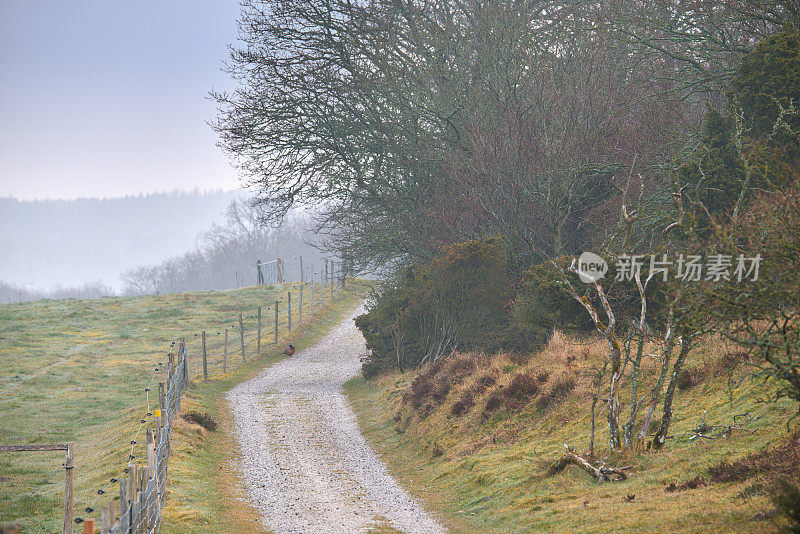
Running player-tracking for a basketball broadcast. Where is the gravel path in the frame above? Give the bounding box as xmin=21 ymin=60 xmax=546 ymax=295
xmin=227 ymin=308 xmax=445 ymax=534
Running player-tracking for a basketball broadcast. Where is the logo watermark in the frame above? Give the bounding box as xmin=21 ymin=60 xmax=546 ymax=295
xmin=575 ymin=253 xmax=761 ymax=284
xmin=575 ymin=252 xmax=608 ymax=283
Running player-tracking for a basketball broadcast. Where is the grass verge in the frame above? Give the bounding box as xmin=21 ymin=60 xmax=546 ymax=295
xmin=345 ymin=331 xmax=799 ymax=533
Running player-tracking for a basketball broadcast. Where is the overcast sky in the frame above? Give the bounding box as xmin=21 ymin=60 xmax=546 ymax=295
xmin=0 ymin=1 xmax=242 ymax=200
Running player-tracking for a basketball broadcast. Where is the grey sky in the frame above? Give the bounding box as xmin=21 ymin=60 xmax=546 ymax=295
xmin=0 ymin=1 xmax=242 ymax=200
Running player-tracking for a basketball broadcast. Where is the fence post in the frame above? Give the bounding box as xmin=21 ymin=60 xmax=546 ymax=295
xmin=128 ymin=463 xmax=138 ymax=532
xmin=64 ymin=442 xmax=74 ymax=534
xmin=146 ymin=430 xmax=155 ymax=532
xmin=325 ymin=259 xmax=328 ymax=283
xmin=300 ymin=255 xmax=304 ymax=283
xmin=223 ymin=329 xmax=228 ymax=373
xmin=277 ymin=258 xmax=284 ymax=284
xmin=257 ymin=307 xmax=262 ymax=354
xmin=83 ymin=518 xmax=94 ymax=534
xmin=322 ymin=280 xmax=326 ymax=308
xmin=101 ymin=502 xmax=110 ymax=534
xmin=201 ymin=331 xmax=208 ymax=382
xmin=274 ymin=301 xmax=279 ymax=343
xmin=288 ymin=292 xmax=292 ymax=331
xmin=239 ymin=314 xmax=245 ymax=363
xmin=299 ymin=285 xmax=303 ymax=323
xmin=181 ymin=340 xmax=188 ymax=388
xmin=158 ymin=383 xmax=165 ymax=415
xmin=146 ymin=430 xmax=155 ymax=480
xmin=119 ymin=478 xmax=129 ymax=533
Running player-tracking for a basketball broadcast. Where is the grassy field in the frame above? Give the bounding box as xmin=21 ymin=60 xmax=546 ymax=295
xmin=345 ymin=331 xmax=799 ymax=533
xmin=0 ymin=280 xmax=365 ymax=532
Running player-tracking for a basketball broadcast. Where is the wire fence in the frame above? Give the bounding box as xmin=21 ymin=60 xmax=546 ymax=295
xmin=0 ymin=271 xmax=351 ymax=534
xmin=86 ymin=276 xmax=348 ymax=534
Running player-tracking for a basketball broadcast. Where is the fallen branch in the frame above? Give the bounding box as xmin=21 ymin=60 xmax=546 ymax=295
xmin=547 ymin=444 xmax=632 ymax=484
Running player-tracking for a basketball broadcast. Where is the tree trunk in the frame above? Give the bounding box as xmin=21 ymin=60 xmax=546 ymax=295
xmin=622 ymin=333 xmax=646 ymax=447
xmin=653 ymin=336 xmax=692 ymax=449
xmin=638 ymin=322 xmax=675 ymax=441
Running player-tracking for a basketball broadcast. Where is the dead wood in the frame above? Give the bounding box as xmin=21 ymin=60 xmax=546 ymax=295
xmin=547 ymin=444 xmax=632 ymax=484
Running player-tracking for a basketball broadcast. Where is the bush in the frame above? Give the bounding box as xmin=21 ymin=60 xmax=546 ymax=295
xmin=182 ymin=410 xmax=218 ymax=432
xmin=356 ymin=237 xmax=513 ymax=376
xmin=773 ymin=480 xmax=800 ymax=531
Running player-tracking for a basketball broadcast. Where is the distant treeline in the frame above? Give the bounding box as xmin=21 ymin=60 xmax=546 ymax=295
xmin=121 ymin=199 xmax=327 ymax=295
xmin=0 ymin=280 xmax=114 ymax=303
xmin=0 ymin=189 xmax=243 ymax=291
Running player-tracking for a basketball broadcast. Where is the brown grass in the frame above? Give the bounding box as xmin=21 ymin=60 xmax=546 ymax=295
xmin=347 ymin=327 xmax=800 ymax=532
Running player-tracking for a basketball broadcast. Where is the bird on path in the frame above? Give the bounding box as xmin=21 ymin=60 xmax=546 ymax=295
xmin=284 ymin=344 xmax=295 ymax=356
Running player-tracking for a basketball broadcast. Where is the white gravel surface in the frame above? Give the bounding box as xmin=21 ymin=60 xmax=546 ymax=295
xmin=227 ymin=308 xmax=445 ymax=534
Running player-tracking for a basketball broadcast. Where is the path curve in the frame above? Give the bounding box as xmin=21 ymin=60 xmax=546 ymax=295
xmin=227 ymin=307 xmax=445 ymax=534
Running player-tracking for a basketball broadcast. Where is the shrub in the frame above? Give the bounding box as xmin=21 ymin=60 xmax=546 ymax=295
xmin=505 ymin=372 xmax=540 ymax=402
xmin=773 ymin=480 xmax=800 ymax=531
xmin=356 ymin=237 xmax=513 ymax=377
xmin=484 ymin=391 xmax=504 ymax=412
xmin=537 ymin=377 xmax=576 ymax=411
xmin=676 ymin=368 xmax=706 ymax=391
xmin=451 ymin=390 xmax=475 ymax=416
xmin=182 ymin=410 xmax=218 ymax=432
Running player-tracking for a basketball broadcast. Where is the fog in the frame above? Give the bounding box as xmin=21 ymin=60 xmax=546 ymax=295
xmin=0 ymin=190 xmax=327 ymax=302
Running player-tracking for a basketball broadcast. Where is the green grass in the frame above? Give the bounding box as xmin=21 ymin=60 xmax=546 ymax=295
xmin=0 ymin=281 xmax=364 ymax=532
xmin=345 ymin=332 xmax=799 ymax=533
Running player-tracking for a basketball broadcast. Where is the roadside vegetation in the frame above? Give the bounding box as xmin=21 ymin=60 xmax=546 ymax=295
xmin=343 ymin=25 xmax=800 ymax=533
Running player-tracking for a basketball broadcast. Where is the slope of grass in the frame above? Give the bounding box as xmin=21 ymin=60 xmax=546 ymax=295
xmin=0 ymin=281 xmax=357 ymax=532
xmin=160 ymin=280 xmax=370 ymax=533
xmin=345 ymin=331 xmax=798 ymax=533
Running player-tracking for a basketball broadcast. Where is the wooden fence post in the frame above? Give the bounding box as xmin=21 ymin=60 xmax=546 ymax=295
xmin=101 ymin=502 xmax=110 ymax=534
xmin=277 ymin=258 xmax=284 ymax=284
xmin=146 ymin=430 xmax=155 ymax=480
xmin=158 ymin=383 xmax=165 ymax=415
xmin=274 ymin=301 xmax=278 ymax=343
xmin=201 ymin=331 xmax=207 ymax=382
xmin=119 ymin=478 xmax=129 ymax=533
xmin=64 ymin=443 xmax=74 ymax=534
xmin=223 ymin=329 xmax=228 ymax=373
xmin=146 ymin=430 xmax=155 ymax=532
xmin=257 ymin=306 xmax=262 ymax=354
xmin=325 ymin=259 xmax=329 ymax=283
xmin=128 ymin=463 xmax=137 ymax=532
xmin=82 ymin=518 xmax=94 ymax=534
xmin=239 ymin=313 xmax=245 ymax=363
xmin=181 ymin=340 xmax=188 ymax=388
xmin=300 ymin=255 xmax=304 ymax=283
xmin=299 ymin=285 xmax=303 ymax=323
xmin=288 ymin=292 xmax=292 ymax=331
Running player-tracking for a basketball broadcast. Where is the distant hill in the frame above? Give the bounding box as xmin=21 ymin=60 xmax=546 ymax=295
xmin=0 ymin=189 xmax=245 ymax=291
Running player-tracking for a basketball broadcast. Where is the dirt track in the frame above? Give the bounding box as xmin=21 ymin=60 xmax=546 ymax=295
xmin=227 ymin=308 xmax=445 ymax=533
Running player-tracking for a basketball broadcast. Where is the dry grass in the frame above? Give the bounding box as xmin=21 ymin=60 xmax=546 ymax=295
xmin=346 ymin=329 xmax=799 ymax=533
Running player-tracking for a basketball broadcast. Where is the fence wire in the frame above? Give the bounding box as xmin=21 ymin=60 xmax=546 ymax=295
xmin=91 ymin=279 xmax=347 ymax=533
